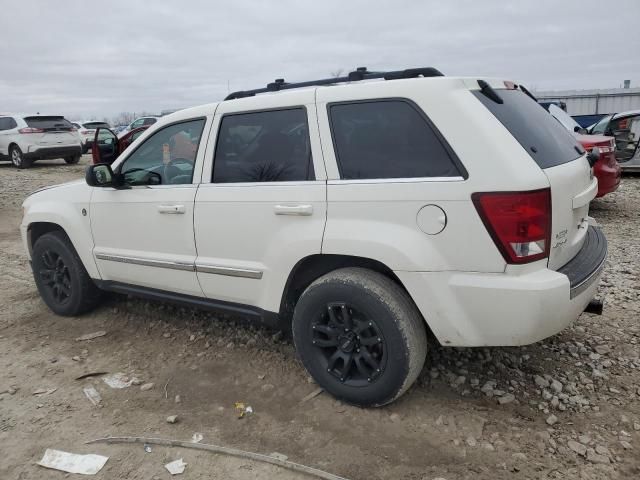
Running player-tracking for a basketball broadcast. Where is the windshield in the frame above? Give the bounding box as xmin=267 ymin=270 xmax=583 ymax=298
xmin=548 ymin=104 xmax=581 ymax=132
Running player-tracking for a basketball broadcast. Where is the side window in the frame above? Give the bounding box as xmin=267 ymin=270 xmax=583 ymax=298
xmin=591 ymin=115 xmax=610 ymax=135
xmin=329 ymin=100 xmax=461 ymax=180
xmin=212 ymin=108 xmax=314 ymax=183
xmin=144 ymin=118 xmax=157 ymax=126
xmin=120 ymin=119 xmax=205 ymax=186
xmin=0 ymin=117 xmax=16 ymax=130
xmin=130 ymin=119 xmax=144 ymax=129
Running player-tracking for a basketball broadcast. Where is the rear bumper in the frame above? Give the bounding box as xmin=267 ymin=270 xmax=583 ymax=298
xmin=396 ymin=227 xmax=607 ymax=347
xmin=24 ymin=145 xmax=82 ymax=160
xmin=594 ymin=162 xmax=621 ymax=197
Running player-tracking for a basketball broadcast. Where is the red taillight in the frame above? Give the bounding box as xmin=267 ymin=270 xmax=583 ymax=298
xmin=472 ymin=188 xmax=551 ymax=264
xmin=18 ymin=127 xmax=44 ymax=134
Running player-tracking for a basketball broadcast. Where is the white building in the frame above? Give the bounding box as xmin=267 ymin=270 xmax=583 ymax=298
xmin=534 ymin=85 xmax=640 ymax=115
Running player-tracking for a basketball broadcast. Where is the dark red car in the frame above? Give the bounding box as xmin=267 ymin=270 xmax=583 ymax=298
xmin=545 ymin=104 xmax=621 ymax=197
xmin=91 ymin=126 xmax=149 ymax=164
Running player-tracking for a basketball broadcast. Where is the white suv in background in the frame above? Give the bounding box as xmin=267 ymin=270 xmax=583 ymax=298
xmin=0 ymin=114 xmax=82 ymax=168
xmin=71 ymin=120 xmax=111 ymax=153
xmin=118 ymin=116 xmax=160 ymax=138
xmin=20 ymin=68 xmax=607 ymax=406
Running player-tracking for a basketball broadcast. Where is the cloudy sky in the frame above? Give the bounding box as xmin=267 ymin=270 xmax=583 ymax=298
xmin=1 ymin=0 xmax=639 ymax=121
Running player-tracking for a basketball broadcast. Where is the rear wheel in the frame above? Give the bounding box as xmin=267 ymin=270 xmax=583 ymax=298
xmin=65 ymin=155 xmax=81 ymax=164
xmin=32 ymin=231 xmax=102 ymax=316
xmin=10 ymin=145 xmax=31 ymax=169
xmin=292 ymin=268 xmax=427 ymax=407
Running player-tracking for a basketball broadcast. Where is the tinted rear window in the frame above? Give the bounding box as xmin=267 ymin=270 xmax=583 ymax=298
xmin=473 ymin=89 xmax=583 ymax=169
xmin=329 ymin=100 xmax=461 ymax=179
xmin=83 ymin=122 xmax=109 ymax=129
xmin=24 ymin=116 xmax=73 ymax=131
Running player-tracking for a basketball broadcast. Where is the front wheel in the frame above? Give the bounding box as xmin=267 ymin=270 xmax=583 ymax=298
xmin=292 ymin=268 xmax=427 ymax=407
xmin=65 ymin=155 xmax=81 ymax=164
xmin=31 ymin=231 xmax=102 ymax=316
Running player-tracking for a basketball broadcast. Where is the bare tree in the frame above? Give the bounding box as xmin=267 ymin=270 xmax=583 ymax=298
xmin=330 ymin=69 xmax=344 ymax=78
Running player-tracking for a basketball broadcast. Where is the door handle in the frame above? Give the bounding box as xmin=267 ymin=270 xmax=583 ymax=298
xmin=274 ymin=204 xmax=313 ymax=216
xmin=157 ymin=204 xmax=185 ymax=214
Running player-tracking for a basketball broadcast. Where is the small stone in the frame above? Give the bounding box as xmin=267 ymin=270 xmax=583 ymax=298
xmin=174 ymin=395 xmax=181 ymax=403
xmin=534 ymin=375 xmax=549 ymax=388
xmin=130 ymin=377 xmax=142 ymax=386
xmin=633 ymin=422 xmax=640 ymax=431
xmin=620 ymin=440 xmax=632 ymax=450
xmin=512 ymin=452 xmax=527 ymax=460
xmin=568 ymin=440 xmax=587 ymax=456
xmin=497 ymin=393 xmax=515 ymax=405
xmin=578 ymin=435 xmax=591 ymax=445
xmin=586 ymin=450 xmax=610 ymax=464
xmin=389 ymin=413 xmax=401 ymax=423
xmin=546 ymin=414 xmax=558 ymax=426
xmin=7 ymin=387 xmax=17 ymax=395
xmin=466 ymin=436 xmax=477 ymax=447
xmin=166 ymin=415 xmax=178 ymax=424
xmin=163 ymin=332 xmax=171 ymax=338
xmin=481 ymin=442 xmax=495 ymax=451
xmin=594 ymin=345 xmax=611 ymax=355
xmin=550 ymin=380 xmax=563 ymax=393
xmin=261 ymin=384 xmax=275 ymax=392
xmin=72 ymin=356 xmax=81 ymax=362
xmin=620 ymin=414 xmax=630 ymax=424
xmin=140 ymin=383 xmax=154 ymax=391
xmin=594 ymin=445 xmax=609 ymax=456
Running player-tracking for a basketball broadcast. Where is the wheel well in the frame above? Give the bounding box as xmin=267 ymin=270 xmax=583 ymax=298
xmin=27 ymin=222 xmax=66 ymax=255
xmin=278 ymin=254 xmax=431 ymax=334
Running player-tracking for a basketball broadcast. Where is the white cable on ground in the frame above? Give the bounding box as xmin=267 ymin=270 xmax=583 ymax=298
xmin=86 ymin=436 xmax=349 ymax=480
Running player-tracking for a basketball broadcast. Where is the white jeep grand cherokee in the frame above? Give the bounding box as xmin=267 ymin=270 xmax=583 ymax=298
xmin=21 ymin=68 xmax=607 ymax=406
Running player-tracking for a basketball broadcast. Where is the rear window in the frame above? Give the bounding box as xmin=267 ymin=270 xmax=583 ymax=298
xmin=24 ymin=116 xmax=73 ymax=131
xmin=83 ymin=122 xmax=110 ymax=129
xmin=473 ymin=89 xmax=583 ymax=169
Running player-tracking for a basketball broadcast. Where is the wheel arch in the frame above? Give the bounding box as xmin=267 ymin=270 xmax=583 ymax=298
xmin=278 ymin=254 xmax=435 ymax=340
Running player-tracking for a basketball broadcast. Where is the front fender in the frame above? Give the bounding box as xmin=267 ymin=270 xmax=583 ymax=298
xmin=21 ymin=181 xmax=100 ymax=279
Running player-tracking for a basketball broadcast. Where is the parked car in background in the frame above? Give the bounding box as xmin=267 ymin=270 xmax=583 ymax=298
xmin=543 ymin=103 xmax=621 ymax=196
xmin=22 ymin=68 xmax=607 ymax=406
xmin=118 ymin=116 xmax=159 ymax=137
xmin=72 ymin=120 xmax=111 ymax=153
xmin=112 ymin=125 xmax=128 ymax=135
xmin=573 ymin=114 xmax=607 ymax=129
xmin=588 ymin=110 xmax=640 ymax=172
xmin=0 ymin=114 xmax=81 ymax=168
xmin=91 ymin=126 xmax=149 ymax=164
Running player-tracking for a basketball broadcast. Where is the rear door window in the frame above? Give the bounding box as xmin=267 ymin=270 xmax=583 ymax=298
xmin=328 ymin=100 xmax=462 ymax=180
xmin=473 ymin=89 xmax=583 ymax=169
xmin=213 ymin=108 xmax=314 ymax=183
xmin=24 ymin=116 xmax=73 ymax=131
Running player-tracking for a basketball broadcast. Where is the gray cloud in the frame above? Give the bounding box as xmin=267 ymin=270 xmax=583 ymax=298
xmin=1 ymin=0 xmax=639 ymax=120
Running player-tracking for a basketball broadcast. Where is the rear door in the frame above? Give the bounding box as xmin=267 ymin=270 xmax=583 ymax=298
xmin=193 ymin=90 xmax=327 ymax=313
xmin=23 ymin=116 xmax=78 ymax=147
xmin=474 ymin=87 xmax=595 ymax=269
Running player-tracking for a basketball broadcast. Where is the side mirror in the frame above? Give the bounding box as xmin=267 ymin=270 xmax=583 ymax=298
xmin=86 ymin=164 xmax=115 ymax=187
xmin=574 ymin=126 xmax=588 ymax=134
xmin=586 ymin=147 xmax=600 ymax=167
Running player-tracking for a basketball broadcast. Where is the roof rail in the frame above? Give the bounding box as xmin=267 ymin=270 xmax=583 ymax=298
xmin=224 ymin=66 xmax=444 ymax=100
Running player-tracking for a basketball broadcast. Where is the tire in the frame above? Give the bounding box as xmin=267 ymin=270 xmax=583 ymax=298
xmin=65 ymin=155 xmax=81 ymax=164
xmin=292 ymin=267 xmax=427 ymax=407
xmin=31 ymin=231 xmax=102 ymax=316
xmin=10 ymin=145 xmax=31 ymax=169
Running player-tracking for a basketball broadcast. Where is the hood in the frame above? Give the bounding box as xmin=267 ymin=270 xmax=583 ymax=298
xmin=23 ymin=179 xmax=89 ymax=207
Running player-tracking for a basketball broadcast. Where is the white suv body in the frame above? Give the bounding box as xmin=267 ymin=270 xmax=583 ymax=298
xmin=0 ymin=114 xmax=82 ymax=168
xmin=20 ymin=70 xmax=606 ymax=406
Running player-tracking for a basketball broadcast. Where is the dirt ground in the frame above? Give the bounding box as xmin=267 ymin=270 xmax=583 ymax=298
xmin=0 ymin=156 xmax=639 ymax=480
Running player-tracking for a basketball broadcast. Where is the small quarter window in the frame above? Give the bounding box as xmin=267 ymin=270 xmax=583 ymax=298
xmin=329 ymin=100 xmax=460 ymax=180
xmin=213 ymin=108 xmax=314 ymax=183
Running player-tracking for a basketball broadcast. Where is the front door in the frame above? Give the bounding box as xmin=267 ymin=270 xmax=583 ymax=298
xmin=193 ymin=92 xmax=327 ymax=314
xmin=90 ymin=117 xmax=209 ymax=296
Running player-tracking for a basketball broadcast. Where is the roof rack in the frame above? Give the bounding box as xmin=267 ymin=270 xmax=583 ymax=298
xmin=224 ymin=66 xmax=444 ymax=100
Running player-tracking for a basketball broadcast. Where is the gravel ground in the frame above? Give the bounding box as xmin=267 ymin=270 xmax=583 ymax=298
xmin=0 ymin=157 xmax=639 ymax=480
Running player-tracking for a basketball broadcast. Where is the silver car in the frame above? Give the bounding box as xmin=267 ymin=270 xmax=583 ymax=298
xmin=589 ymin=110 xmax=640 ymax=172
